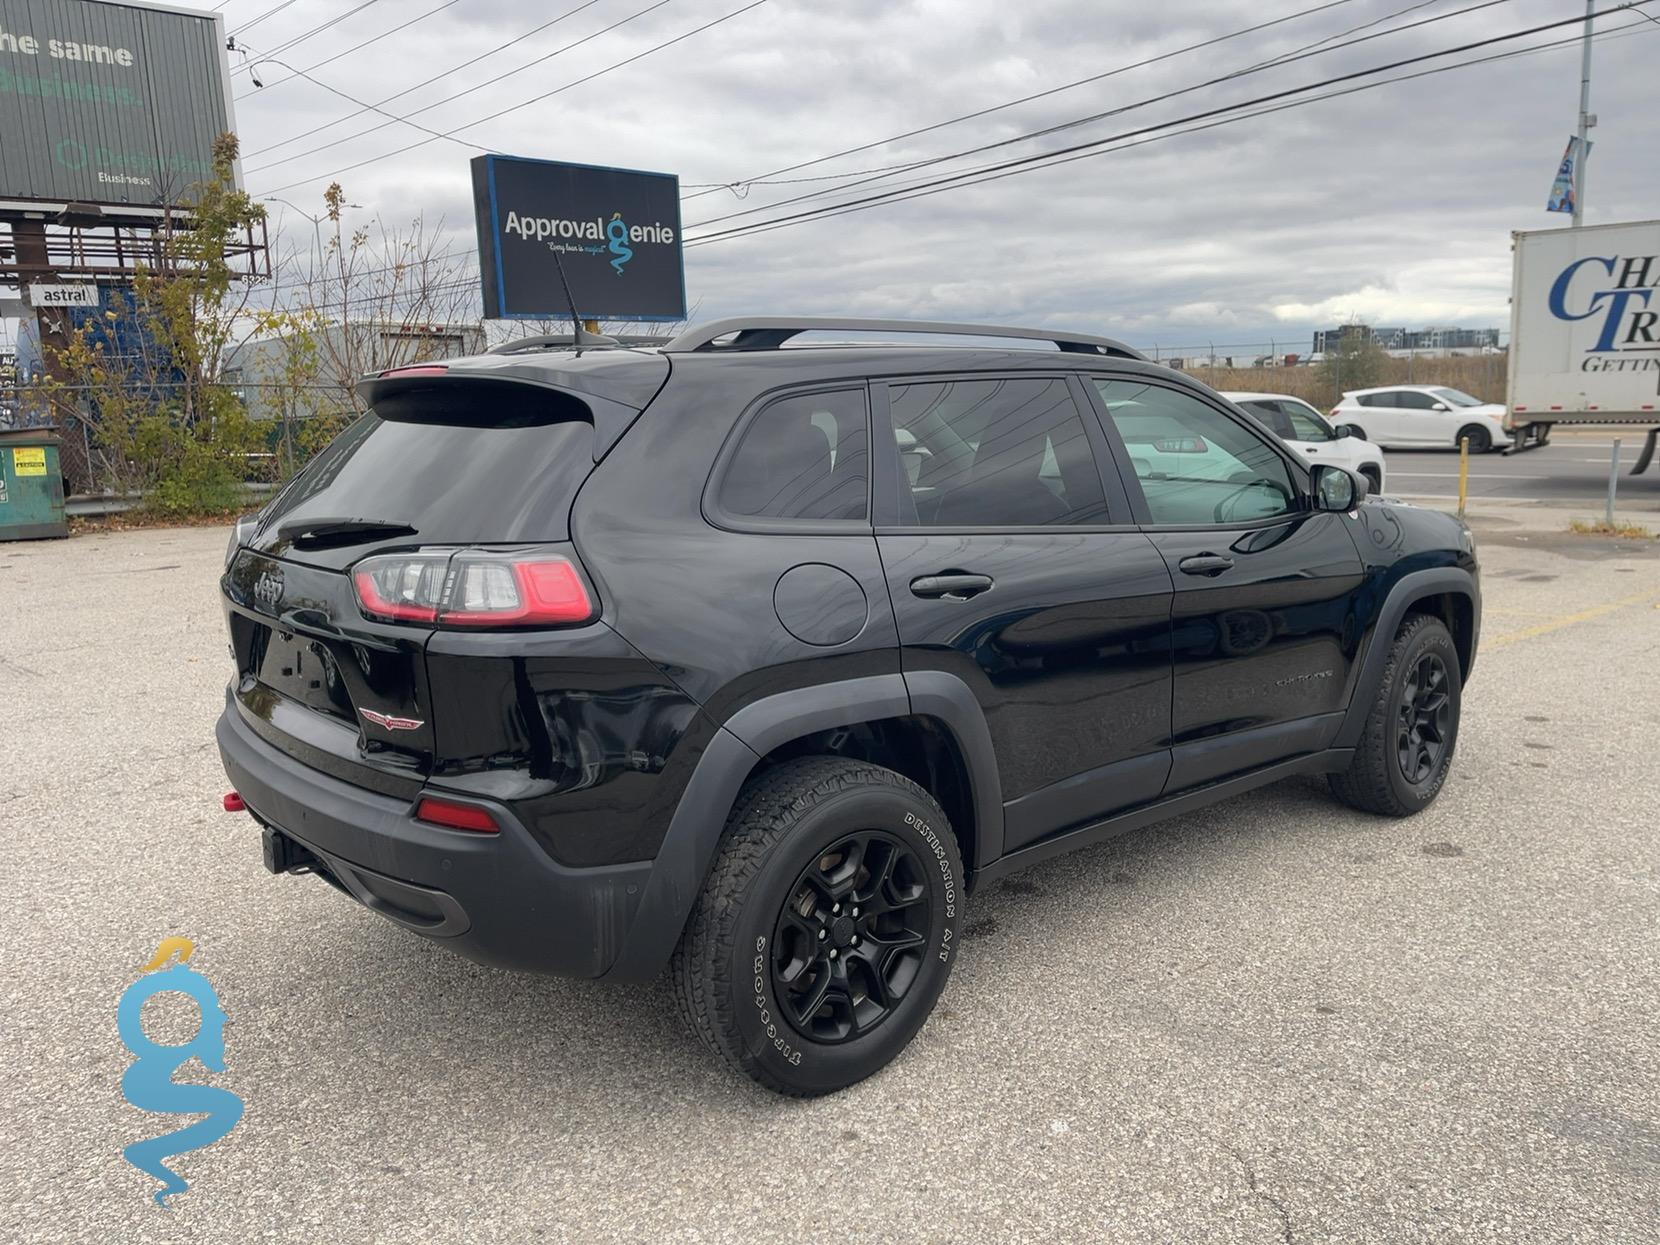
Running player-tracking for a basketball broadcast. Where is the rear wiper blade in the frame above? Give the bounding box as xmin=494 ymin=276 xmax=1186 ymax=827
xmin=277 ymin=517 xmax=418 ymax=547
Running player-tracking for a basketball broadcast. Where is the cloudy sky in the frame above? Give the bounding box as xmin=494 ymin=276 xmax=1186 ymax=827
xmin=12 ymin=0 xmax=1660 ymax=355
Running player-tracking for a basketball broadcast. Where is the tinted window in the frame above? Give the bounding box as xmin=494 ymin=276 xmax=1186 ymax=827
xmin=1281 ymin=400 xmax=1335 ymax=442
xmin=1239 ymin=400 xmax=1295 ymax=439
xmin=1356 ymin=391 xmax=1395 ymax=408
xmin=720 ymin=389 xmax=868 ymax=521
xmin=263 ymin=406 xmax=594 ymax=544
xmin=1094 ymin=379 xmax=1296 ymax=526
xmin=1395 ymin=390 xmax=1440 ymax=410
xmin=886 ymin=377 xmax=1107 ymax=527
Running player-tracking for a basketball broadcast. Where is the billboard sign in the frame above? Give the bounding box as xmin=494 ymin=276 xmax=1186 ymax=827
xmin=0 ymin=0 xmax=234 ymax=211
xmin=471 ymin=154 xmax=685 ymax=322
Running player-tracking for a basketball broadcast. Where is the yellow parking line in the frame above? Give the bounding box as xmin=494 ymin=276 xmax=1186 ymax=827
xmin=1487 ymin=589 xmax=1660 ymax=649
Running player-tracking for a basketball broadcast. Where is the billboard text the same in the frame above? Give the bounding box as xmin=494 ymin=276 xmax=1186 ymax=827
xmin=0 ymin=0 xmax=234 ymax=211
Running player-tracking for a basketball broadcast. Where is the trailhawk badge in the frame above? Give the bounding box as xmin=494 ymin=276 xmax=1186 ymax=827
xmin=359 ymin=708 xmax=425 ymax=732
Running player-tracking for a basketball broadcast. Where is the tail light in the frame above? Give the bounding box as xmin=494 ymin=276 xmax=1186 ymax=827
xmin=352 ymin=548 xmax=596 ymax=628
xmin=1328 ymin=407 xmax=1342 ymax=419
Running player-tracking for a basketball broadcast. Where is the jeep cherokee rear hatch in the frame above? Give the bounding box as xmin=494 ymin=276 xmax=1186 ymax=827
xmin=222 ymin=356 xmax=667 ymax=798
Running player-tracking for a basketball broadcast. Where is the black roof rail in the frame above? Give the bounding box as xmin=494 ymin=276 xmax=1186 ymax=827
xmin=658 ymin=316 xmax=1145 ymax=360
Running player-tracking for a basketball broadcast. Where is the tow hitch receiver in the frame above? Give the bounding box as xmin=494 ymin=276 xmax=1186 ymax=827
xmin=262 ymin=826 xmax=320 ymax=876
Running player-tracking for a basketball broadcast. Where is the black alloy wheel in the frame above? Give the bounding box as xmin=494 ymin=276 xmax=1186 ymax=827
xmin=1329 ymin=612 xmax=1461 ymax=817
xmin=672 ymin=757 xmax=964 ymax=1096
xmin=1397 ymin=651 xmax=1451 ymax=784
xmin=771 ymin=831 xmax=933 ymax=1043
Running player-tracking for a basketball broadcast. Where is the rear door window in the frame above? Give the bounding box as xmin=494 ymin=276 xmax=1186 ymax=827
xmin=1238 ymin=400 xmax=1295 ymax=439
xmin=1282 ymin=401 xmax=1336 ymax=442
xmin=716 ymin=388 xmax=869 ymax=522
xmin=883 ymin=377 xmax=1108 ymax=526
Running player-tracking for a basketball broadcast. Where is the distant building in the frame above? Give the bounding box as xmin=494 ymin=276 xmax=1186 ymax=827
xmin=226 ymin=321 xmax=486 ymax=421
xmin=1313 ymin=324 xmax=1502 ymax=355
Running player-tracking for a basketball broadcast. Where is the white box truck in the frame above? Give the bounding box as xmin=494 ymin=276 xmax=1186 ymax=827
xmin=1506 ymin=219 xmax=1660 ymax=471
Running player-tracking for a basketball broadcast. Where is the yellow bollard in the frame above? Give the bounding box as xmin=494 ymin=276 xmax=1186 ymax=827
xmin=1457 ymin=436 xmax=1469 ymax=519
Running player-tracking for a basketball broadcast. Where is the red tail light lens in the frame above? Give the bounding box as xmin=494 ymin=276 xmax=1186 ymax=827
xmin=380 ymin=365 xmax=449 ymax=379
xmin=351 ymin=550 xmax=596 ymax=628
xmin=415 ymin=796 xmax=499 ymax=833
xmin=442 ymin=559 xmax=591 ymax=624
xmin=352 ymin=553 xmax=448 ymax=623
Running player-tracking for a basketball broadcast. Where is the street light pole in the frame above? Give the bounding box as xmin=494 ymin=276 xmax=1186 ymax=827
xmin=1573 ymin=0 xmax=1594 ymax=227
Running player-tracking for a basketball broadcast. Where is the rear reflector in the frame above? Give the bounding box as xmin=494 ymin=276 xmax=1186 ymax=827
xmin=223 ymin=791 xmax=246 ymax=813
xmin=415 ymin=797 xmax=499 ymax=833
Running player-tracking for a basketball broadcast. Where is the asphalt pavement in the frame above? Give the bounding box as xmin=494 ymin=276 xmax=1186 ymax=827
xmin=1383 ymin=428 xmax=1660 ymax=510
xmin=2 ymin=518 xmax=1658 ymax=1243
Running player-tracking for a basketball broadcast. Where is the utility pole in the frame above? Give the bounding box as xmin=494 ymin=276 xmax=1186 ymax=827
xmin=1573 ymin=0 xmax=1594 ymax=227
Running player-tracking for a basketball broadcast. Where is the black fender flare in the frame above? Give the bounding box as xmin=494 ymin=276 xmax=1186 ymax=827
xmin=600 ymin=672 xmax=1003 ymax=981
xmin=1334 ymin=566 xmax=1479 ymax=750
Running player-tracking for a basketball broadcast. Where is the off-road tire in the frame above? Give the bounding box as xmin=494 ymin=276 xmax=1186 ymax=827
xmin=1330 ymin=613 xmax=1461 ymax=817
xmin=671 ymin=756 xmax=964 ymax=1096
xmin=1457 ymin=424 xmax=1493 ymax=454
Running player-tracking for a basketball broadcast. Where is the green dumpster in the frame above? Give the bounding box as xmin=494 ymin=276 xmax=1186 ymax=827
xmin=0 ymin=428 xmax=69 ymax=541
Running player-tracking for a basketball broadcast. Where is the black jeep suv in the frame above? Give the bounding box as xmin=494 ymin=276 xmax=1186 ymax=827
xmin=217 ymin=317 xmax=1479 ymax=1095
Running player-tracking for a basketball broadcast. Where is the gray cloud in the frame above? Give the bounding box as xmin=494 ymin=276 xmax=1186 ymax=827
xmin=8 ymin=0 xmax=1658 ymax=358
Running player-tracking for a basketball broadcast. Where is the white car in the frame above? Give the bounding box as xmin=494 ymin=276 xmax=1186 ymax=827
xmin=1329 ymin=385 xmax=1510 ymax=453
xmin=1223 ymin=390 xmax=1388 ymax=496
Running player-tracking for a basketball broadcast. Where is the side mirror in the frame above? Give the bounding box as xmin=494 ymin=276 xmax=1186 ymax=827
xmin=1431 ymin=402 xmax=1449 ymax=412
xmin=1333 ymin=423 xmax=1354 ymax=439
xmin=1311 ymin=463 xmax=1364 ymax=511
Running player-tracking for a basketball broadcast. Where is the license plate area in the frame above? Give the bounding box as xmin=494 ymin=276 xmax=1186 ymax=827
xmin=251 ymin=624 xmax=357 ymax=725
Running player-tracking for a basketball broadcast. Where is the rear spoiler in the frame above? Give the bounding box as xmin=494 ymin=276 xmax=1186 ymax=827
xmin=354 ymin=368 xmax=658 ymax=461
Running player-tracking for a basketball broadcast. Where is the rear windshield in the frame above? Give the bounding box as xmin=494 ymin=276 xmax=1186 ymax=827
xmin=262 ymin=404 xmax=595 ymax=545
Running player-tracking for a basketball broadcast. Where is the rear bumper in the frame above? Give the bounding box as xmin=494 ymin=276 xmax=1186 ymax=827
xmin=216 ymin=693 xmax=655 ymax=979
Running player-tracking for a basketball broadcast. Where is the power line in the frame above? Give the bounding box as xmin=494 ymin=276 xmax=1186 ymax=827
xmin=239 ymin=52 xmax=490 ymax=152
xmin=680 ymin=0 xmax=1367 ymax=203
xmin=689 ymin=16 xmax=1660 ymax=251
xmin=251 ymin=0 xmax=774 ymax=196
xmin=232 ymin=0 xmax=467 ymax=103
xmin=230 ymin=0 xmax=383 ymax=77
xmin=1236 ymin=0 xmax=1440 ymax=74
xmin=686 ymin=0 xmax=1522 ymax=233
xmin=684 ymin=4 xmax=1654 ymax=247
xmin=233 ymin=0 xmax=301 ymax=37
xmin=243 ymin=0 xmax=613 ymax=158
